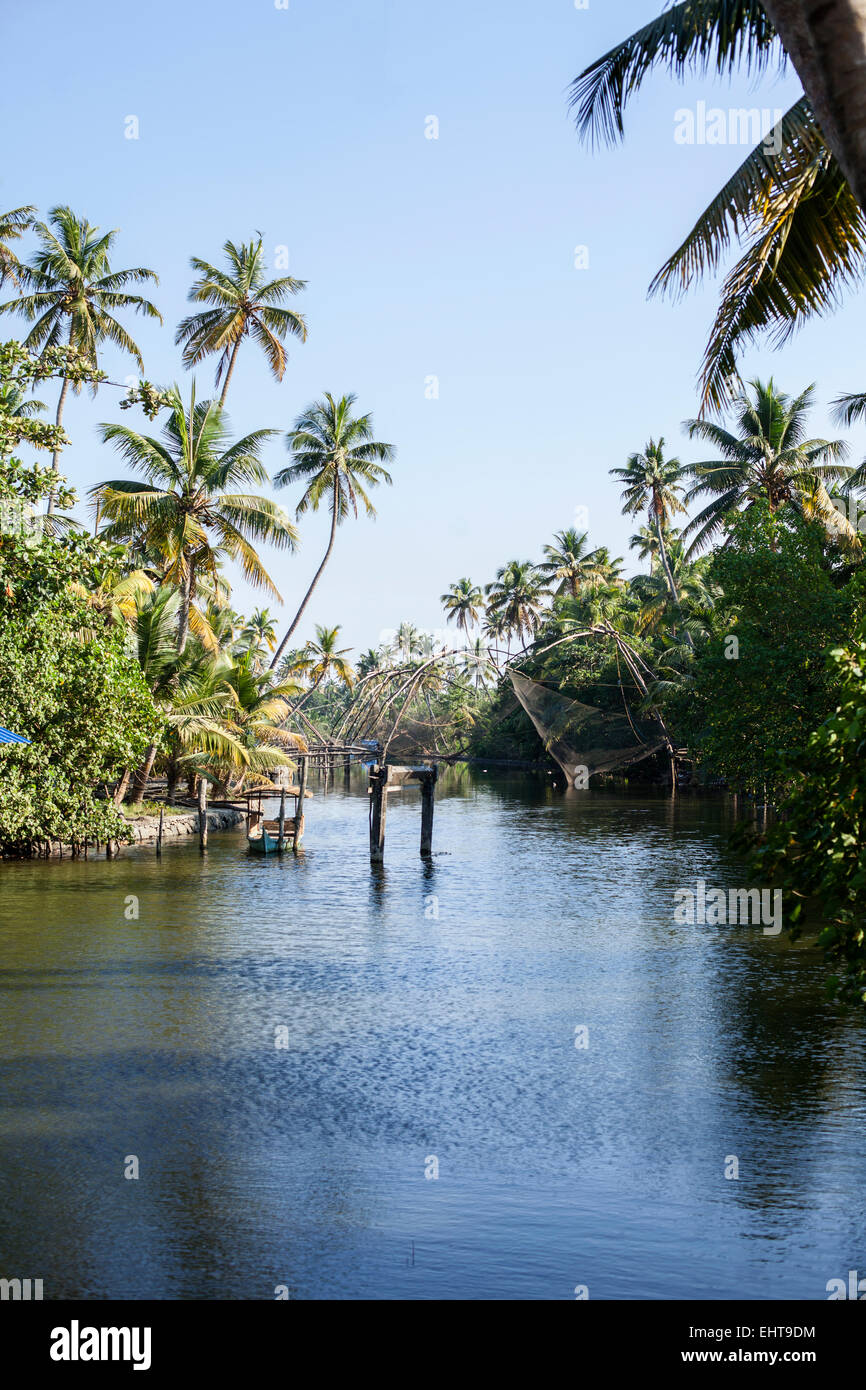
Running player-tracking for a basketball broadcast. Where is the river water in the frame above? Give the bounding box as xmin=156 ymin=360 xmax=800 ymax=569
xmin=0 ymin=767 xmax=863 ymax=1300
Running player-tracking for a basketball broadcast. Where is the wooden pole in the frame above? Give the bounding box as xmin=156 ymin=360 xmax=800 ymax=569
xmin=370 ymin=765 xmax=388 ymax=862
xmin=420 ymin=768 xmax=436 ymax=857
xmin=198 ymin=777 xmax=208 ymax=852
xmin=278 ymin=787 xmax=286 ymax=852
xmin=156 ymin=806 xmax=164 ymax=857
xmin=294 ymin=755 xmax=308 ymax=850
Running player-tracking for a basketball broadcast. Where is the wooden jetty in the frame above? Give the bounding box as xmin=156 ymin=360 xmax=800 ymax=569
xmin=368 ymin=763 xmax=438 ymax=862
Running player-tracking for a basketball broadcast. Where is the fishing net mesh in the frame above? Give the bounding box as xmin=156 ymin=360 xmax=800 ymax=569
xmin=509 ymin=670 xmax=667 ymax=784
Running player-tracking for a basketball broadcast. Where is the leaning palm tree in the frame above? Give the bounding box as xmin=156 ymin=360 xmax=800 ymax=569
xmin=610 ymin=439 xmax=686 ymax=606
xmin=0 ymin=205 xmax=35 ymax=286
xmin=441 ymin=578 xmax=484 ymax=636
xmin=682 ymin=378 xmax=852 ymax=553
xmin=570 ymin=7 xmax=866 ymax=412
xmin=0 ymin=206 xmax=161 ymax=507
xmin=270 ymin=393 xmax=394 ymax=668
xmin=538 ymin=528 xmax=616 ymax=597
xmin=92 ymin=384 xmax=299 ymax=654
xmin=175 ymin=237 xmax=307 ymax=405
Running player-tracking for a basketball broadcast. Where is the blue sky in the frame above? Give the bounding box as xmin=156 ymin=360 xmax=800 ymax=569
xmin=3 ymin=0 xmax=863 ymax=653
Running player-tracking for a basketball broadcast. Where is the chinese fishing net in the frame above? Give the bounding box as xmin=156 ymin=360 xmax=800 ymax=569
xmin=509 ymin=669 xmax=668 ymax=785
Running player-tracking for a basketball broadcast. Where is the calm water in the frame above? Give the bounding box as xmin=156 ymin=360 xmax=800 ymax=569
xmin=0 ymin=768 xmax=863 ymax=1300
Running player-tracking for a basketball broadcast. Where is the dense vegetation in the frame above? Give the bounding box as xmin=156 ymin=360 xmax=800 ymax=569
xmin=4 ymin=86 xmax=866 ymax=998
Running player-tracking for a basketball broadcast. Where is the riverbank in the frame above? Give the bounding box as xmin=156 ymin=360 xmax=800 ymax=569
xmin=1 ymin=807 xmax=246 ymax=859
xmin=121 ymin=807 xmax=244 ymax=848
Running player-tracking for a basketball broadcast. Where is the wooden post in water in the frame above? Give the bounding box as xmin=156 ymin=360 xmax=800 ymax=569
xmin=369 ymin=765 xmax=388 ymax=862
xmin=156 ymin=806 xmax=164 ymax=857
xmin=294 ymin=755 xmax=308 ymax=851
xmin=278 ymin=787 xmax=286 ymax=852
xmin=198 ymin=777 xmax=208 ymax=852
xmin=420 ymin=767 xmax=437 ymax=857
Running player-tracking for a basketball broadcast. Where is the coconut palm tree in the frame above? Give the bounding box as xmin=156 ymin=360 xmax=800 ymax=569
xmin=461 ymin=636 xmax=497 ymax=689
xmin=682 ymin=378 xmax=852 ymax=553
xmin=121 ymin=585 xmax=226 ymax=805
xmin=220 ymin=653 xmax=306 ymax=791
xmin=441 ymin=578 xmax=484 ymax=636
xmin=293 ymin=626 xmax=354 ymax=711
xmin=538 ymin=528 xmax=618 ymax=597
xmin=610 ymin=439 xmax=686 ymax=607
xmin=630 ymin=523 xmax=681 ymax=573
xmin=270 ymin=393 xmax=394 ymax=667
xmin=570 ymin=8 xmax=866 ymax=412
xmin=485 ymin=560 xmax=549 ymax=655
xmin=0 ymin=205 xmax=35 ymax=286
xmin=92 ymin=384 xmax=299 ymax=654
xmin=175 ymin=237 xmax=307 ymax=405
xmin=630 ymin=539 xmax=717 ymax=637
xmin=391 ymin=622 xmax=423 ymax=663
xmin=239 ymin=608 xmax=277 ymax=668
xmin=0 ymin=206 xmax=161 ymax=508
xmin=357 ymin=647 xmax=385 ymax=678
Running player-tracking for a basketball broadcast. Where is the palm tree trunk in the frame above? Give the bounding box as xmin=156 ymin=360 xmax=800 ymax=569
xmin=113 ymin=766 xmax=131 ymax=806
xmin=654 ymin=515 xmax=679 ymax=606
xmin=654 ymin=511 xmax=695 ymax=652
xmin=270 ymin=479 xmax=340 ymax=670
xmin=291 ymin=673 xmax=324 ymax=715
xmin=46 ymin=378 xmax=71 ymax=518
xmin=127 ymin=742 xmax=158 ymax=806
xmin=177 ymin=565 xmax=193 ymax=654
xmin=760 ymin=0 xmax=866 ymax=213
xmin=218 ymin=339 xmax=243 ymax=407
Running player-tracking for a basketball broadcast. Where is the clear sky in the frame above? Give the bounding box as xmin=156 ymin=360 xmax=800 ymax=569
xmin=2 ymin=0 xmax=863 ymax=653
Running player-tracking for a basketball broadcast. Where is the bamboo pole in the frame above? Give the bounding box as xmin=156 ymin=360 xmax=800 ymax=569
xmin=198 ymin=778 xmax=208 ymax=852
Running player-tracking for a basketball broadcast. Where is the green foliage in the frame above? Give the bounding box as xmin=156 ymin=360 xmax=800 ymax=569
xmin=0 ymin=339 xmax=102 ymax=463
xmin=754 ymin=628 xmax=866 ymax=1003
xmin=665 ymin=503 xmax=862 ymax=795
xmin=0 ymin=560 xmax=161 ymax=853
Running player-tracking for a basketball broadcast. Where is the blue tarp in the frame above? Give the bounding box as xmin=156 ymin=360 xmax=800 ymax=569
xmin=0 ymin=726 xmax=30 ymax=745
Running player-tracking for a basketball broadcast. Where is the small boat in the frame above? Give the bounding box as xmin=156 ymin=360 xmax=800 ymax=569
xmin=247 ymin=824 xmax=280 ymax=855
xmin=248 ymin=814 xmax=299 ymax=854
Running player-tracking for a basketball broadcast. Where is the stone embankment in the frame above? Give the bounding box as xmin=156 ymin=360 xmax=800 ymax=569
xmin=123 ymin=808 xmax=244 ymax=844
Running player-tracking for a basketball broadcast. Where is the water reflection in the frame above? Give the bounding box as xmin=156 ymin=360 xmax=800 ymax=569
xmin=0 ymin=768 xmax=863 ymax=1299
